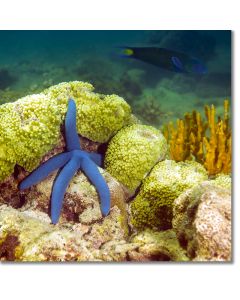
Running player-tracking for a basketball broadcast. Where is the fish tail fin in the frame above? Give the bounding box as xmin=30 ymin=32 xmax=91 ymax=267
xmin=191 ymin=58 xmax=208 ymax=74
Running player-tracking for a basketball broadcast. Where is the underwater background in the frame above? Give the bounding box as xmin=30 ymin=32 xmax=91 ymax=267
xmin=0 ymin=30 xmax=231 ymax=126
xmin=0 ymin=30 xmax=232 ymax=262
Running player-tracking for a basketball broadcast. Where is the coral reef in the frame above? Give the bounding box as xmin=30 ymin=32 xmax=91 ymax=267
xmin=0 ymin=205 xmax=126 ymax=261
xmin=0 ymin=80 xmax=232 ymax=262
xmin=210 ymin=173 xmax=231 ymax=190
xmin=0 ymin=29 xmax=232 ymax=263
xmin=104 ymin=124 xmax=167 ymax=191
xmin=172 ymin=182 xmax=231 ymax=261
xmin=42 ymin=81 xmax=132 ymax=142
xmin=95 ymin=228 xmax=189 ymax=262
xmin=0 ymin=133 xmax=103 ymax=207
xmin=203 ymin=100 xmax=231 ymax=175
xmin=0 ymin=205 xmax=188 ymax=262
xmin=19 ymin=99 xmax=111 ymax=224
xmin=129 ymin=229 xmax=189 ymax=261
xmin=0 ymin=93 xmax=62 ymax=182
xmin=19 ymin=168 xmax=129 ymax=232
xmin=0 ymin=81 xmax=132 ymax=182
xmin=163 ymin=100 xmax=231 ymax=176
xmin=0 ymin=129 xmax=129 ymax=231
xmin=130 ymin=160 xmax=208 ymax=230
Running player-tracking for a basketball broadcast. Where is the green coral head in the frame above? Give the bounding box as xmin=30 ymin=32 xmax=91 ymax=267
xmin=130 ymin=160 xmax=208 ymax=229
xmin=104 ymin=124 xmax=167 ymax=191
xmin=210 ymin=174 xmax=231 ymax=190
xmin=44 ymin=82 xmax=132 ymax=143
xmin=0 ymin=81 xmax=132 ymax=182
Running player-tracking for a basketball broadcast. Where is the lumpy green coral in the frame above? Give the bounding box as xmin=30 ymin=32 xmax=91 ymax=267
xmin=210 ymin=174 xmax=231 ymax=190
xmin=43 ymin=82 xmax=131 ymax=142
xmin=0 ymin=95 xmax=59 ymax=181
xmin=0 ymin=81 xmax=131 ymax=181
xmin=104 ymin=124 xmax=167 ymax=191
xmin=130 ymin=160 xmax=208 ymax=229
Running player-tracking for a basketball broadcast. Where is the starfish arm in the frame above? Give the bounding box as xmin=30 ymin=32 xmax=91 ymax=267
xmin=88 ymin=153 xmax=103 ymax=166
xmin=51 ymin=156 xmax=80 ymax=224
xmin=81 ymin=158 xmax=111 ymax=217
xmin=65 ymin=99 xmax=81 ymax=151
xmin=19 ymin=152 xmax=71 ymax=190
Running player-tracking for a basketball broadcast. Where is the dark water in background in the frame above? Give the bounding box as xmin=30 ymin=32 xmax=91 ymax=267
xmin=0 ymin=30 xmax=231 ymax=126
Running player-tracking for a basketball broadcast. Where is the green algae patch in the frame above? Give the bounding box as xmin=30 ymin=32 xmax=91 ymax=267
xmin=130 ymin=160 xmax=208 ymax=230
xmin=104 ymin=124 xmax=167 ymax=191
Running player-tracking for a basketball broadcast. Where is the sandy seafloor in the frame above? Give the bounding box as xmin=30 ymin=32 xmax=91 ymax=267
xmin=0 ymin=30 xmax=231 ymax=126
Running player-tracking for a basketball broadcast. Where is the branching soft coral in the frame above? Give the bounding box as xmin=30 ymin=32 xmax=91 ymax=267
xmin=163 ymin=100 xmax=231 ymax=176
xmin=203 ymin=100 xmax=231 ymax=175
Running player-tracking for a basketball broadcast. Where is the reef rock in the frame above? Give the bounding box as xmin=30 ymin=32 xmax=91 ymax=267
xmin=172 ymin=182 xmax=231 ymax=261
xmin=0 ymin=204 xmax=189 ymax=262
xmin=0 ymin=205 xmax=92 ymax=261
xmin=92 ymin=228 xmax=189 ymax=262
xmin=127 ymin=229 xmax=189 ymax=261
xmin=19 ymin=167 xmax=129 ymax=231
xmin=0 ymin=139 xmax=131 ymax=262
xmin=0 ymin=204 xmax=127 ymax=262
xmin=130 ymin=160 xmax=208 ymax=230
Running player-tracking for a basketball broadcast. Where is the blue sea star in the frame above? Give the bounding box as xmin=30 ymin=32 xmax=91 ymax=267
xmin=19 ymin=99 xmax=111 ymax=224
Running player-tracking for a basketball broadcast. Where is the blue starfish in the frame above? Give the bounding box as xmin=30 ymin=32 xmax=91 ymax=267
xmin=19 ymin=99 xmax=111 ymax=224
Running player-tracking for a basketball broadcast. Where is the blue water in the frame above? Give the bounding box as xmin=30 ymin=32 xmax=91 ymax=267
xmin=0 ymin=30 xmax=231 ymax=125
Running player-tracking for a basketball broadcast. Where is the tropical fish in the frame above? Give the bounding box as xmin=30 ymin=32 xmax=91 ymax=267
xmin=120 ymin=47 xmax=207 ymax=74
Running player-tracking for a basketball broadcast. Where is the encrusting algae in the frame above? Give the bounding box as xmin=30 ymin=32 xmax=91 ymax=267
xmin=163 ymin=100 xmax=231 ymax=176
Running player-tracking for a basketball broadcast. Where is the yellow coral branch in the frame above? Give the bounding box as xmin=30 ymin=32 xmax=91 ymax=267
xmin=163 ymin=100 xmax=231 ymax=176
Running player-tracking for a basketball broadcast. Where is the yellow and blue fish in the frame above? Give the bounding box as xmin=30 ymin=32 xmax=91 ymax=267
xmin=120 ymin=47 xmax=207 ymax=74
